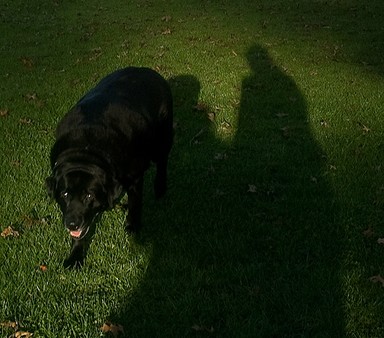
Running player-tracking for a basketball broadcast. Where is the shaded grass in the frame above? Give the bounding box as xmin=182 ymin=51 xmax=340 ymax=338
xmin=1 ymin=0 xmax=384 ymax=337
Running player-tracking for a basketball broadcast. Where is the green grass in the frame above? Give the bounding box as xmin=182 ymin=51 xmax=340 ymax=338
xmin=1 ymin=0 xmax=384 ymax=336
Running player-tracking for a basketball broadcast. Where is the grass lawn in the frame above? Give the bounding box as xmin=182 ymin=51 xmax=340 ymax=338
xmin=1 ymin=0 xmax=384 ymax=336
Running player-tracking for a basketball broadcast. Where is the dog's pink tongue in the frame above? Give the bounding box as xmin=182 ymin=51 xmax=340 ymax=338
xmin=70 ymin=230 xmax=82 ymax=238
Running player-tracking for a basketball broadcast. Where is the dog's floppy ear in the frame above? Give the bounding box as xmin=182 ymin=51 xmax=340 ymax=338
xmin=45 ymin=176 xmax=56 ymax=199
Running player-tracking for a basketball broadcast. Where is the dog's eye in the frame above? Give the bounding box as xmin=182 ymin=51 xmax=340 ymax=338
xmin=61 ymin=191 xmax=69 ymax=199
xmin=85 ymin=193 xmax=93 ymax=201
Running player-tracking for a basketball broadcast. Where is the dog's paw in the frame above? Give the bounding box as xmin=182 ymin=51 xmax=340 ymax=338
xmin=63 ymin=256 xmax=84 ymax=269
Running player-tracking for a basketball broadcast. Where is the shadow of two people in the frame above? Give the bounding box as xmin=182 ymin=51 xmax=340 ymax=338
xmin=111 ymin=44 xmax=344 ymax=337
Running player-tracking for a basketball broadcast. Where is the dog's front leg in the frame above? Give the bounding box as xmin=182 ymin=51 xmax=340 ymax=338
xmin=125 ymin=177 xmax=143 ymax=233
xmin=64 ymin=238 xmax=87 ymax=268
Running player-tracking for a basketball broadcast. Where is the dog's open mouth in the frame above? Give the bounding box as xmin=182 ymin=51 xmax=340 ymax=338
xmin=70 ymin=230 xmax=82 ymax=238
xmin=69 ymin=227 xmax=89 ymax=239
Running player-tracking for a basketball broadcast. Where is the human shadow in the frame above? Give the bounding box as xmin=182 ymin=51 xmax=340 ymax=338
xmin=231 ymin=45 xmax=345 ymax=336
xmin=109 ymin=44 xmax=344 ymax=337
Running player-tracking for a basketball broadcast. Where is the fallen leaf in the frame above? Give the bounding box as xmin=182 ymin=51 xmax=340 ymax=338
xmin=214 ymin=152 xmax=227 ymax=160
xmin=21 ymin=214 xmax=45 ymax=227
xmin=24 ymin=93 xmax=37 ymax=101
xmin=39 ymin=264 xmax=48 ymax=272
xmin=19 ymin=118 xmax=32 ymax=125
xmin=310 ymin=176 xmax=318 ymax=183
xmin=11 ymin=160 xmax=22 ymax=167
xmin=20 ymin=57 xmax=34 ymax=68
xmin=191 ymin=325 xmax=214 ymax=333
xmin=280 ymin=126 xmax=292 ymax=138
xmin=161 ymin=28 xmax=172 ymax=35
xmin=100 ymin=322 xmax=124 ymax=337
xmin=89 ymin=47 xmax=102 ymax=61
xmin=377 ymin=238 xmax=384 ymax=245
xmin=248 ymin=184 xmax=257 ymax=193
xmin=369 ymin=275 xmax=384 ymax=287
xmin=13 ymin=331 xmax=33 ymax=338
xmin=320 ymin=119 xmax=328 ymax=127
xmin=275 ymin=112 xmax=288 ymax=118
xmin=207 ymin=111 xmax=216 ymax=122
xmin=362 ymin=227 xmax=375 ymax=238
xmin=357 ymin=121 xmax=371 ymax=133
xmin=0 ymin=108 xmax=9 ymax=117
xmin=215 ymin=189 xmax=225 ymax=196
xmin=192 ymin=102 xmax=207 ymax=112
xmin=0 ymin=321 xmax=18 ymax=330
xmin=1 ymin=226 xmax=19 ymax=238
xmin=161 ymin=15 xmax=172 ymax=22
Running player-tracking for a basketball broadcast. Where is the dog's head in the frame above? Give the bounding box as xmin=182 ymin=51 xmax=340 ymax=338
xmin=46 ymin=163 xmax=122 ymax=240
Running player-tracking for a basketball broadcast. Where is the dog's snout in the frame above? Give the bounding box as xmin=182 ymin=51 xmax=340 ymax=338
xmin=64 ymin=215 xmax=83 ymax=230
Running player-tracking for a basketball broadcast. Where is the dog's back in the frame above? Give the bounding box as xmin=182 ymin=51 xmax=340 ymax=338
xmin=56 ymin=67 xmax=173 ymax=140
xmin=51 ymin=67 xmax=173 ymax=170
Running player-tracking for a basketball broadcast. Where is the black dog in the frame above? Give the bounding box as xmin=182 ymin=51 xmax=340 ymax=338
xmin=46 ymin=67 xmax=173 ymax=268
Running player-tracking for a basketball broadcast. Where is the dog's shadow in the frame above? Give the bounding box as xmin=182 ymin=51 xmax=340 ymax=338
xmin=109 ymin=44 xmax=345 ymax=337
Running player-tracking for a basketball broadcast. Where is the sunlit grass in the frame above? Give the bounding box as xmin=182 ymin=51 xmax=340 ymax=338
xmin=1 ymin=0 xmax=384 ymax=337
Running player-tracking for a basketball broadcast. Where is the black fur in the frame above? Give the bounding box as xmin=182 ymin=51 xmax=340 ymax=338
xmin=46 ymin=67 xmax=173 ymax=268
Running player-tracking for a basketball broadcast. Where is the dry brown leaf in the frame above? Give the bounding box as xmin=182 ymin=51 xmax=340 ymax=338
xmin=191 ymin=324 xmax=214 ymax=333
xmin=0 ymin=108 xmax=9 ymax=117
xmin=369 ymin=275 xmax=384 ymax=287
xmin=161 ymin=28 xmax=172 ymax=35
xmin=207 ymin=111 xmax=216 ymax=122
xmin=362 ymin=227 xmax=375 ymax=238
xmin=1 ymin=226 xmax=19 ymax=238
xmin=100 ymin=322 xmax=124 ymax=337
xmin=11 ymin=160 xmax=22 ymax=168
xmin=19 ymin=118 xmax=32 ymax=125
xmin=275 ymin=112 xmax=288 ymax=118
xmin=214 ymin=152 xmax=227 ymax=160
xmin=215 ymin=188 xmax=225 ymax=196
xmin=89 ymin=47 xmax=103 ymax=61
xmin=193 ymin=102 xmax=206 ymax=111
xmin=280 ymin=126 xmax=292 ymax=138
xmin=377 ymin=238 xmax=384 ymax=245
xmin=357 ymin=121 xmax=371 ymax=133
xmin=39 ymin=264 xmax=48 ymax=272
xmin=12 ymin=331 xmax=33 ymax=338
xmin=20 ymin=57 xmax=34 ymax=68
xmin=24 ymin=93 xmax=37 ymax=101
xmin=161 ymin=15 xmax=172 ymax=22
xmin=21 ymin=214 xmax=45 ymax=227
xmin=0 ymin=321 xmax=18 ymax=330
xmin=248 ymin=184 xmax=257 ymax=193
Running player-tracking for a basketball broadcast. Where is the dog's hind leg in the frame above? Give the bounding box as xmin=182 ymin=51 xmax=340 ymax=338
xmin=125 ymin=177 xmax=143 ymax=233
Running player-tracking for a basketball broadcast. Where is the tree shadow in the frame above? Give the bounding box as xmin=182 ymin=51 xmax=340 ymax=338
xmin=110 ymin=44 xmax=344 ymax=337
